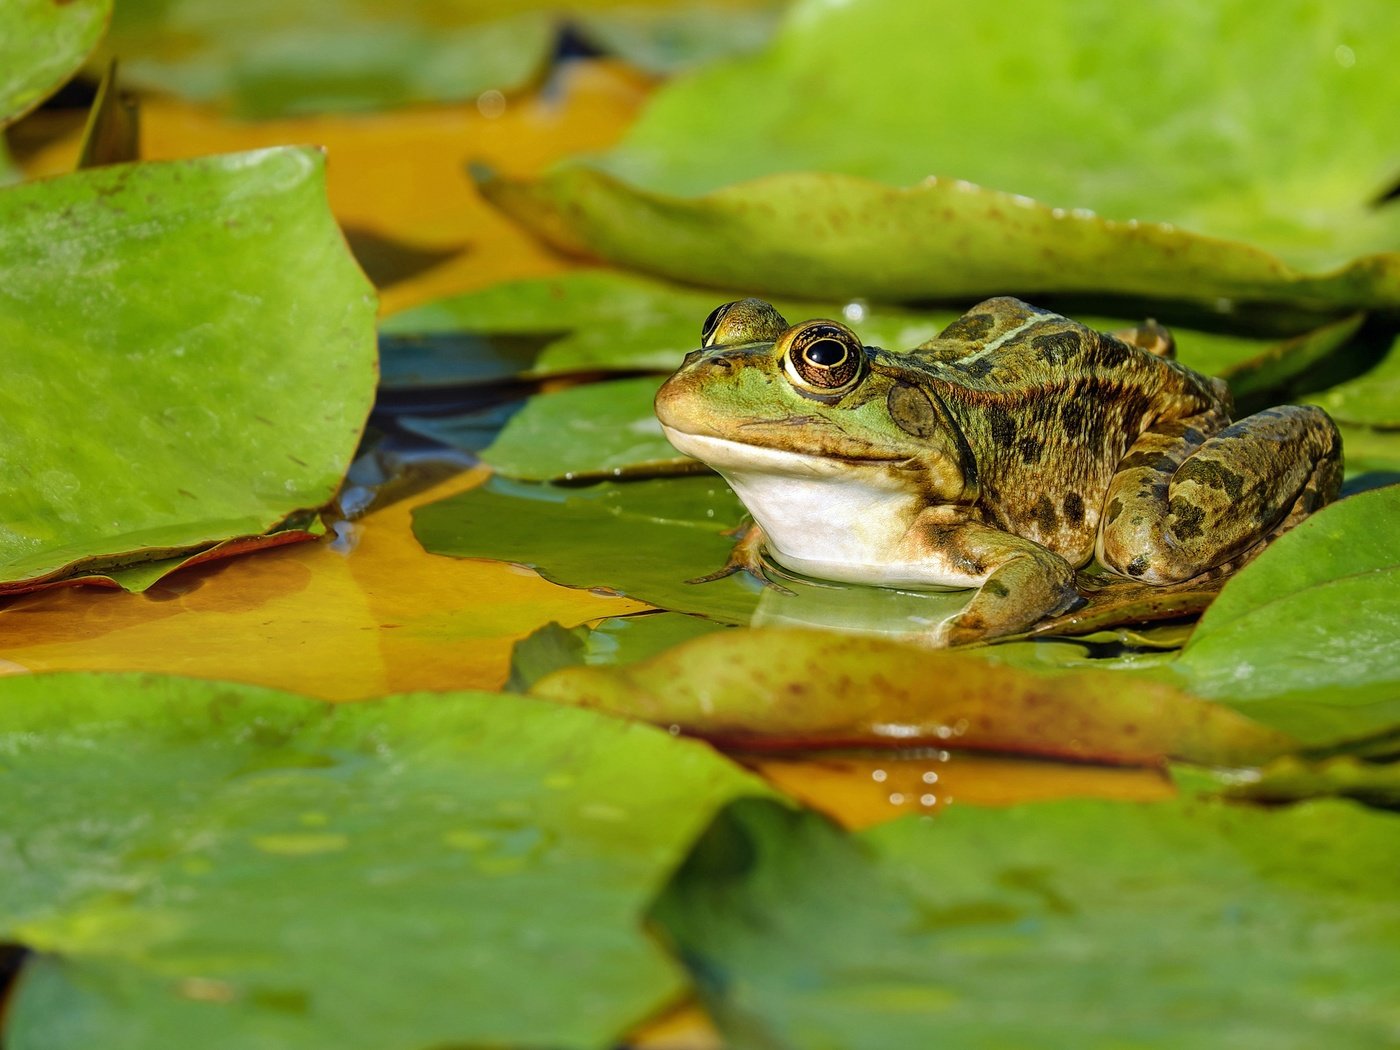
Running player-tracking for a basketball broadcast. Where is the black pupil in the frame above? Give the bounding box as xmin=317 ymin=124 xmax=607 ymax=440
xmin=701 ymin=305 xmax=726 ymax=340
xmin=805 ymin=338 xmax=847 ymax=366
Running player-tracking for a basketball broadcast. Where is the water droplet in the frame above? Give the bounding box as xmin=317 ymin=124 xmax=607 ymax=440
xmin=871 ymin=768 xmax=888 ymax=782
xmin=1334 ymin=44 xmax=1356 ymax=68
xmin=476 ymin=89 xmax=507 ymax=118
xmin=842 ymin=300 xmax=868 ymax=323
xmin=888 ymin=792 xmax=905 ymax=805
xmin=920 ymin=793 xmax=937 ymax=807
xmin=922 ymin=771 xmax=939 ymax=784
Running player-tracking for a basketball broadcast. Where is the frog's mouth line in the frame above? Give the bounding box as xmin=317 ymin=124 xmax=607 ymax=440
xmin=660 ymin=425 xmax=911 ymax=474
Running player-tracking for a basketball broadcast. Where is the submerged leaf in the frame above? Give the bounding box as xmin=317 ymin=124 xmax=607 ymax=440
xmin=531 ymin=627 xmax=1293 ymax=766
xmin=0 ymin=148 xmax=377 ymax=589
xmin=0 ymin=672 xmax=764 ymax=1049
xmin=1175 ymin=486 xmax=1400 ymax=747
xmin=0 ymin=0 xmax=111 ymax=127
xmin=652 ymin=796 xmax=1400 ymax=1049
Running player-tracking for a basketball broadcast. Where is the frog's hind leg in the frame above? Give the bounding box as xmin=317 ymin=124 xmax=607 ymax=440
xmin=1098 ymin=405 xmax=1342 ymax=584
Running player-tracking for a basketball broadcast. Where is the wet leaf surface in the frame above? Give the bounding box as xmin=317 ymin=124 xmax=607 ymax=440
xmin=652 ymin=796 xmax=1400 ymax=1049
xmin=0 ymin=672 xmax=765 ymax=1049
xmin=1175 ymin=485 xmax=1400 ymax=746
xmin=0 ymin=0 xmax=111 ymax=126
xmin=530 ymin=627 xmax=1293 ymax=766
xmin=0 ymin=148 xmax=376 ymax=590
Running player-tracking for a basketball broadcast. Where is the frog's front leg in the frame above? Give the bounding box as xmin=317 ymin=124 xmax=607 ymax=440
xmin=1098 ymin=405 xmax=1342 ymax=583
xmin=688 ymin=522 xmax=795 ymax=594
xmin=908 ymin=518 xmax=1080 ymax=645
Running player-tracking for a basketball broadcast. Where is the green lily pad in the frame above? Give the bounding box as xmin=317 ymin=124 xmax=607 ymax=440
xmin=1312 ymin=333 xmax=1400 ymax=427
xmin=99 ymin=1 xmax=553 ymax=118
xmin=531 ymin=626 xmax=1293 ymax=765
xmin=0 ymin=672 xmax=764 ymax=1049
xmin=1174 ymin=485 xmax=1400 ymax=747
xmin=413 ymin=474 xmax=762 ymax=623
xmin=482 ymin=166 xmax=1400 ymax=308
xmin=1335 ymin=423 xmax=1400 ymax=475
xmin=379 ymin=269 xmax=957 ymax=388
xmin=97 ymin=1 xmax=783 ymax=118
xmin=1175 ymin=755 xmax=1400 ymax=809
xmin=0 ymin=0 xmax=111 ymax=127
xmin=480 ymin=376 xmax=691 ymax=480
xmin=652 ymin=796 xmax=1400 ymax=1050
xmin=487 ymin=0 xmax=1400 ymax=306
xmin=508 ymin=613 xmax=726 ymax=692
xmin=572 ymin=4 xmax=784 ymax=74
xmin=0 ymin=147 xmax=377 ymax=589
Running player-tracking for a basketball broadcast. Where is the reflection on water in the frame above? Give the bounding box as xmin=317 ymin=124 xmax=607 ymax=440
xmin=748 ymin=547 xmax=971 ymax=644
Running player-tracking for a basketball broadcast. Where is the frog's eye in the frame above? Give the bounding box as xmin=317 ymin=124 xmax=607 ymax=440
xmin=781 ymin=321 xmax=865 ymax=394
xmin=701 ymin=298 xmax=789 ymax=348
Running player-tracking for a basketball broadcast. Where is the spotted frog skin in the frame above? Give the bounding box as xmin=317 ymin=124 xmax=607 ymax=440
xmin=655 ymin=296 xmax=1342 ymax=644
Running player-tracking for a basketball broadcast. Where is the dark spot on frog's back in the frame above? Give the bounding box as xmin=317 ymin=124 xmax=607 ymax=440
xmin=1059 ymin=398 xmax=1090 ymax=441
xmin=1017 ymin=436 xmax=1042 ymax=464
xmin=1030 ymin=330 xmax=1081 ymax=364
xmin=1121 ymin=450 xmax=1178 ymax=473
xmin=954 ymin=357 xmax=995 ymax=380
xmin=985 ymin=404 xmax=1017 ymax=448
xmin=1176 ymin=458 xmax=1245 ymax=501
xmin=939 ymin=312 xmax=995 ymax=341
xmin=1062 ymin=492 xmax=1085 ymax=526
xmin=1031 ymin=495 xmax=1058 ymax=534
xmin=1106 ymin=497 xmax=1123 ymax=524
xmin=1169 ymin=498 xmax=1207 ymax=540
xmin=1095 ymin=333 xmax=1133 ymax=367
xmin=1125 ymin=555 xmax=1149 ymax=577
xmin=887 ymin=382 xmax=942 ymax=439
xmin=984 ymin=579 xmax=1010 ymax=598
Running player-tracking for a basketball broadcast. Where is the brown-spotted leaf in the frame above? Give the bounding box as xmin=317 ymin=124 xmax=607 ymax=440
xmin=531 ymin=627 xmax=1294 ymax=766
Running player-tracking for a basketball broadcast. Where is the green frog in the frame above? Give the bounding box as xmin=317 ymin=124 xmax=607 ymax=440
xmin=655 ymin=296 xmax=1342 ymax=644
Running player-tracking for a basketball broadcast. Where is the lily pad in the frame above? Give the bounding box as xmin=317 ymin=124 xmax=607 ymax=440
xmin=379 ymin=269 xmax=956 ymax=388
xmin=1312 ymin=332 xmax=1400 ymax=427
xmin=531 ymin=627 xmax=1293 ymax=765
xmin=0 ymin=0 xmax=111 ymax=127
xmin=479 ymin=376 xmax=691 ymax=480
xmin=413 ymin=474 xmax=762 ymax=623
xmin=508 ymin=612 xmax=725 ymax=691
xmin=652 ymin=796 xmax=1400 ymax=1050
xmin=572 ymin=3 xmax=784 ymax=74
xmin=482 ymin=166 xmax=1400 ymax=308
xmin=486 ymin=0 xmax=1400 ymax=306
xmin=100 ymin=1 xmax=553 ymax=118
xmin=1174 ymin=485 xmax=1400 ymax=747
xmin=0 ymin=672 xmax=764 ymax=1049
xmin=98 ymin=1 xmax=782 ymax=118
xmin=0 ymin=147 xmax=377 ymax=589
xmin=1175 ymin=755 xmax=1400 ymax=809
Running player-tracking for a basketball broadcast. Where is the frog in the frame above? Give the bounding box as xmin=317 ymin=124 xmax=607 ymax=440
xmin=654 ymin=296 xmax=1342 ymax=645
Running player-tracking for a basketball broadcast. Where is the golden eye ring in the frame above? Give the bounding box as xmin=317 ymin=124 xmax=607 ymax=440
xmin=780 ymin=321 xmax=865 ymax=393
